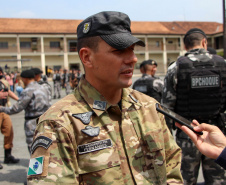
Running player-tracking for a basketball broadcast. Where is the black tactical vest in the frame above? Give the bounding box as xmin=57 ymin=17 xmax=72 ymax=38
xmin=175 ymin=54 xmax=226 ymax=121
xmin=133 ymin=76 xmax=161 ymax=102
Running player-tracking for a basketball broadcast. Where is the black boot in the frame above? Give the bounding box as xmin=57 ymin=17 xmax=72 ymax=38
xmin=4 ymin=148 xmax=20 ymax=164
xmin=0 ymin=163 xmax=3 ymax=169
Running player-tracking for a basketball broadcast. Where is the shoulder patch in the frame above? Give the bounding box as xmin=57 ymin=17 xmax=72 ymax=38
xmin=30 ymin=136 xmax=52 ymax=154
xmin=28 ymin=156 xmax=44 ymax=176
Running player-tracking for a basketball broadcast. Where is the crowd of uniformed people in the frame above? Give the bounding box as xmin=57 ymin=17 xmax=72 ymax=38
xmin=0 ymin=11 xmax=225 ymax=185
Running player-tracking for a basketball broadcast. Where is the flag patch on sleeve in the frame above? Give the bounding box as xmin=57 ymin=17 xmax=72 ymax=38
xmin=28 ymin=156 xmax=44 ymax=176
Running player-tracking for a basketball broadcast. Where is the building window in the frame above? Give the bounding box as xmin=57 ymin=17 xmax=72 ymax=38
xmin=68 ymin=40 xmax=77 ymax=52
xmin=50 ymin=41 xmax=60 ymax=48
xmin=20 ymin=42 xmax=31 ymax=48
xmin=156 ymin=41 xmax=160 ymax=47
xmin=168 ymin=41 xmax=173 ymax=44
xmin=0 ymin=42 xmax=8 ymax=49
xmin=178 ymin=38 xmax=181 ymax=47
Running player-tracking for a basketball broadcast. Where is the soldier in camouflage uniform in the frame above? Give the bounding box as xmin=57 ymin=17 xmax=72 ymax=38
xmin=132 ymin=60 xmax=164 ymax=102
xmin=27 ymin=11 xmax=183 ymax=185
xmin=162 ymin=28 xmax=226 ymax=184
xmin=31 ymin=68 xmax=52 ymax=105
xmin=0 ymin=69 xmax=50 ymax=153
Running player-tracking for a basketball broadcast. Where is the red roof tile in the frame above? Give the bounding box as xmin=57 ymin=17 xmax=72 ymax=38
xmin=0 ymin=18 xmax=223 ymax=35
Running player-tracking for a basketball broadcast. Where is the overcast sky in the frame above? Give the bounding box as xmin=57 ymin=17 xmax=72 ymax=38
xmin=0 ymin=0 xmax=224 ymax=23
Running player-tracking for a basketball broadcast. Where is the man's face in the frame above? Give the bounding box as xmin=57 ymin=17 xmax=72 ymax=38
xmin=87 ymin=39 xmax=138 ymax=90
xmin=21 ymin=77 xmax=28 ymax=87
xmin=146 ymin=64 xmax=157 ymax=77
xmin=150 ymin=65 xmax=157 ymax=77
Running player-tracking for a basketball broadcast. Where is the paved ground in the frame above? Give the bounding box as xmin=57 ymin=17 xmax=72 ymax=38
xmin=0 ymin=78 xmax=205 ymax=185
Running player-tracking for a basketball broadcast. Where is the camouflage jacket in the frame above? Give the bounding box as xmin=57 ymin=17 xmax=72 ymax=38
xmin=27 ymin=77 xmax=182 ymax=185
xmin=38 ymin=79 xmax=52 ymax=104
xmin=0 ymin=81 xmax=50 ymax=119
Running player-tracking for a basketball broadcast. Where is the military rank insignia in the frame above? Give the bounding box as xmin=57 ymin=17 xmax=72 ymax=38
xmin=28 ymin=156 xmax=44 ymax=176
xmin=93 ymin=100 xmax=107 ymax=111
xmin=129 ymin=94 xmax=138 ymax=103
xmin=72 ymin=111 xmax=93 ymax=125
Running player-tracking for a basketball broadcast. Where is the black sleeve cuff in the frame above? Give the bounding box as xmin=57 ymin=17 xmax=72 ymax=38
xmin=215 ymin=147 xmax=226 ymax=170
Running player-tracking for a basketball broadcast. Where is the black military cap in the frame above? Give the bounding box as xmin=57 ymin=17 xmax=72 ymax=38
xmin=184 ymin=28 xmax=207 ymax=42
xmin=146 ymin=59 xmax=158 ymax=66
xmin=31 ymin=68 xmax=43 ymax=75
xmin=21 ymin=69 xmax=35 ymax=78
xmin=77 ymin=11 xmax=145 ymax=50
xmin=140 ymin=60 xmax=147 ymax=69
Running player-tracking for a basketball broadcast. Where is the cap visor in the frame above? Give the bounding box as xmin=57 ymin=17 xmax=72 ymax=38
xmin=100 ymin=33 xmax=145 ymax=50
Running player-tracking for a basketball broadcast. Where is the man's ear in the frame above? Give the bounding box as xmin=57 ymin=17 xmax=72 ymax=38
xmin=79 ymin=48 xmax=93 ymax=68
xmin=201 ymin=38 xmax=207 ymax=49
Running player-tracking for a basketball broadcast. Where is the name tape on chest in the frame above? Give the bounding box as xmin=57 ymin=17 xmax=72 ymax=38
xmin=78 ymin=139 xmax=112 ymax=154
xmin=191 ymin=75 xmax=220 ymax=88
xmin=30 ymin=136 xmax=52 ymax=154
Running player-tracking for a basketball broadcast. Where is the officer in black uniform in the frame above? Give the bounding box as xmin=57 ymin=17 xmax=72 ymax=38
xmin=132 ymin=59 xmax=164 ymax=102
xmin=163 ymin=28 xmax=226 ymax=184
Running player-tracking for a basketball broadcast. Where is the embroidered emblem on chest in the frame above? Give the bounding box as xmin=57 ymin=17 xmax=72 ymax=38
xmin=81 ymin=125 xmax=100 ymax=137
xmin=72 ymin=111 xmax=93 ymax=125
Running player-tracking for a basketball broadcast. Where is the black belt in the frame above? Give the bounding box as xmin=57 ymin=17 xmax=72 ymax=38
xmin=25 ymin=115 xmax=42 ymax=120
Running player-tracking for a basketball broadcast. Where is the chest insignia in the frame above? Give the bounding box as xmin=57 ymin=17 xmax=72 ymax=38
xmin=93 ymin=100 xmax=107 ymax=111
xmin=78 ymin=139 xmax=113 ymax=154
xmin=81 ymin=125 xmax=100 ymax=137
xmin=72 ymin=111 xmax=93 ymax=125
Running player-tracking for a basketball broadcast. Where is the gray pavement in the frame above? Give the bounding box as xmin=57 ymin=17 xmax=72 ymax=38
xmin=0 ymin=78 xmax=205 ymax=184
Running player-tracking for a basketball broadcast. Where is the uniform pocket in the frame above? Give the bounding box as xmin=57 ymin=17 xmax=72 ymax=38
xmin=143 ymin=129 xmax=167 ymax=184
xmin=77 ymin=139 xmax=124 ymax=185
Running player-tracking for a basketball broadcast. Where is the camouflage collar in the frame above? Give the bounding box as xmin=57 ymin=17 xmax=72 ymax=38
xmin=78 ymin=76 xmax=111 ymax=116
xmin=185 ymin=48 xmax=207 ymax=56
xmin=121 ymin=88 xmax=142 ymax=110
xmin=78 ymin=77 xmax=141 ymax=116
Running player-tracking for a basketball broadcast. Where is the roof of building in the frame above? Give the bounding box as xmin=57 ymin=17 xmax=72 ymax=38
xmin=0 ymin=18 xmax=223 ymax=35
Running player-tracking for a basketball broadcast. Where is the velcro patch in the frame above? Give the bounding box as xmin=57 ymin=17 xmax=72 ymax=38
xmin=78 ymin=139 xmax=112 ymax=154
xmin=30 ymin=136 xmax=52 ymax=154
xmin=28 ymin=156 xmax=44 ymax=176
xmin=191 ymin=75 xmax=220 ymax=88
